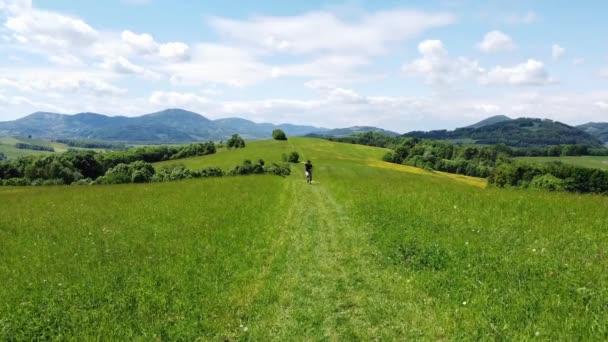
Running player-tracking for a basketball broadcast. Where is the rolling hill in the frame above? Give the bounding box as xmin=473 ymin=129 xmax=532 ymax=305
xmin=0 ymin=109 xmax=328 ymax=143
xmin=577 ymin=122 xmax=608 ymax=145
xmin=1 ymin=138 xmax=606 ymax=340
xmin=463 ymin=115 xmax=512 ymax=129
xmin=404 ymin=117 xmax=602 ymax=147
xmin=305 ymin=126 xmax=400 ymax=138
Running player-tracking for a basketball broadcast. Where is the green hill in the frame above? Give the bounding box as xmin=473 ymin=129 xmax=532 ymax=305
xmin=577 ymin=122 xmax=608 ymax=145
xmin=0 ymin=109 xmax=327 ymax=143
xmin=1 ymin=138 xmax=606 ymax=340
xmin=464 ymin=115 xmax=512 ymax=128
xmin=305 ymin=126 xmax=400 ymax=138
xmin=404 ymin=118 xmax=602 ymax=147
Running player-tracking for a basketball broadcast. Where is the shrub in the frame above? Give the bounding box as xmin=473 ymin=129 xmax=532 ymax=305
xmin=287 ymin=152 xmax=300 ymax=163
xmin=272 ymin=129 xmax=287 ymax=140
xmin=72 ymin=178 xmax=93 ymax=186
xmin=226 ymin=134 xmax=246 ymax=149
xmin=530 ymin=174 xmax=565 ymax=192
xmin=265 ymin=163 xmax=291 ymax=177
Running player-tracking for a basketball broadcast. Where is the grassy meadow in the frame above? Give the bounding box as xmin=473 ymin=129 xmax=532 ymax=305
xmin=1 ymin=138 xmax=607 ymax=340
xmin=518 ymin=155 xmax=608 ymax=170
xmin=0 ymin=136 xmax=104 ymax=160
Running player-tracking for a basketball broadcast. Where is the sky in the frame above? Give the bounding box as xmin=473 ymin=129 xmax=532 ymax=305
xmin=0 ymin=0 xmax=607 ymax=132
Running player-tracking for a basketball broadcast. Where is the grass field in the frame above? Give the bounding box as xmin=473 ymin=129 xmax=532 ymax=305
xmin=1 ymin=138 xmax=607 ymax=340
xmin=0 ymin=136 xmax=102 ymax=159
xmin=518 ymin=155 xmax=608 ymax=170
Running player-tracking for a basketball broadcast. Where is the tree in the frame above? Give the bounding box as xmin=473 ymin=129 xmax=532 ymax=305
xmin=272 ymin=129 xmax=287 ymax=140
xmin=226 ymin=134 xmax=246 ymax=148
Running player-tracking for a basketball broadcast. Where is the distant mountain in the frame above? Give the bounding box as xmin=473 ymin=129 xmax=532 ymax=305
xmin=306 ymin=126 xmax=400 ymax=138
xmin=464 ymin=115 xmax=512 ymax=129
xmin=404 ymin=118 xmax=603 ymax=147
xmin=577 ymin=122 xmax=608 ymax=145
xmin=0 ymin=109 xmax=329 ymax=143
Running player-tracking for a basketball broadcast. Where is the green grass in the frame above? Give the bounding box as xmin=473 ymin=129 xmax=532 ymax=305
xmin=0 ymin=136 xmax=103 ymax=159
xmin=1 ymin=138 xmax=607 ymax=340
xmin=518 ymin=156 xmax=608 ymax=170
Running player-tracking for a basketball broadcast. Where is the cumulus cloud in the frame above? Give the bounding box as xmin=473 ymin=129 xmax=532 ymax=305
xmin=209 ymin=10 xmax=455 ymax=55
xmin=402 ymin=40 xmax=484 ymax=85
xmin=3 ymin=1 xmax=99 ymax=49
xmin=481 ymin=59 xmax=554 ymax=86
xmin=552 ymin=44 xmax=565 ymax=60
xmin=121 ymin=30 xmax=190 ymax=61
xmin=477 ymin=31 xmax=515 ymax=53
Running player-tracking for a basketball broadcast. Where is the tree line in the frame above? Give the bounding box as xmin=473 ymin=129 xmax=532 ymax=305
xmin=0 ymin=134 xmax=293 ymax=186
xmin=15 ymin=143 xmax=55 ymax=152
xmin=330 ymin=131 xmax=608 ymax=194
xmin=54 ymin=139 xmax=127 ymax=150
xmin=0 ymin=141 xmax=217 ymax=186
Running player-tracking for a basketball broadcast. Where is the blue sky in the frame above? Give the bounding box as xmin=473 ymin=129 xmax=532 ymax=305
xmin=0 ymin=0 xmax=607 ymax=131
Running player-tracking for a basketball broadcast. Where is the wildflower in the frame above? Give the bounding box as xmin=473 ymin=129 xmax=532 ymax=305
xmin=462 ymin=301 xmax=467 ymax=305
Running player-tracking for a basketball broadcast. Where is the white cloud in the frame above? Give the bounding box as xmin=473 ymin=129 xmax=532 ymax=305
xmin=4 ymin=2 xmax=99 ymax=49
xmin=0 ymin=71 xmax=126 ymax=96
xmin=596 ymin=101 xmax=608 ymax=110
xmin=209 ymin=10 xmax=455 ymax=55
xmin=158 ymin=42 xmax=189 ymax=61
xmin=164 ymin=43 xmax=271 ymax=87
xmin=121 ymin=30 xmax=158 ymax=55
xmin=477 ymin=31 xmax=514 ymax=53
xmin=121 ymin=30 xmax=190 ymax=61
xmin=599 ymin=68 xmax=608 ymax=78
xmin=402 ymin=40 xmax=483 ymax=85
xmin=100 ymin=56 xmax=145 ymax=74
xmin=552 ymin=44 xmax=565 ymax=60
xmin=481 ymin=59 xmax=553 ymax=86
xmin=149 ymin=91 xmax=209 ymax=107
xmin=48 ymin=54 xmax=84 ymax=67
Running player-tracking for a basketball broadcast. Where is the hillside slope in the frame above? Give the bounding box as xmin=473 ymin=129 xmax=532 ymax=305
xmin=1 ymin=138 xmax=606 ymax=340
xmin=577 ymin=122 xmax=608 ymax=144
xmin=404 ymin=118 xmax=602 ymax=147
xmin=305 ymin=126 xmax=400 ymax=138
xmin=464 ymin=115 xmax=512 ymax=129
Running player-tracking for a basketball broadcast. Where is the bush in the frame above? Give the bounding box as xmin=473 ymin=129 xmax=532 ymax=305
xmin=102 ymin=161 xmax=155 ymax=184
xmin=530 ymin=174 xmax=565 ymax=192
xmin=286 ymin=152 xmax=300 ymax=163
xmin=72 ymin=178 xmax=93 ymax=186
xmin=264 ymin=163 xmax=291 ymax=177
xmin=272 ymin=129 xmax=287 ymax=140
xmin=226 ymin=134 xmax=246 ymax=149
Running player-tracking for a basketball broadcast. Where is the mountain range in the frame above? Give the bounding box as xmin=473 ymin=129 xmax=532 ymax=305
xmin=1 ymin=110 xmax=606 ymax=146
xmin=405 ymin=116 xmax=606 ymax=147
xmin=0 ymin=109 xmax=333 ymax=143
xmin=305 ymin=126 xmax=400 ymax=138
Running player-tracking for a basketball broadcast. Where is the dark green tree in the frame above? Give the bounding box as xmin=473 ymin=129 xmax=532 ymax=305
xmin=272 ymin=129 xmax=287 ymax=140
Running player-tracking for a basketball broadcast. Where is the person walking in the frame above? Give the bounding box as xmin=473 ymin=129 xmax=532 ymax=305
xmin=304 ymin=160 xmax=313 ymax=184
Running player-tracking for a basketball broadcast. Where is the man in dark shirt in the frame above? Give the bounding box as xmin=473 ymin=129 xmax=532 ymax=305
xmin=304 ymin=160 xmax=313 ymax=184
